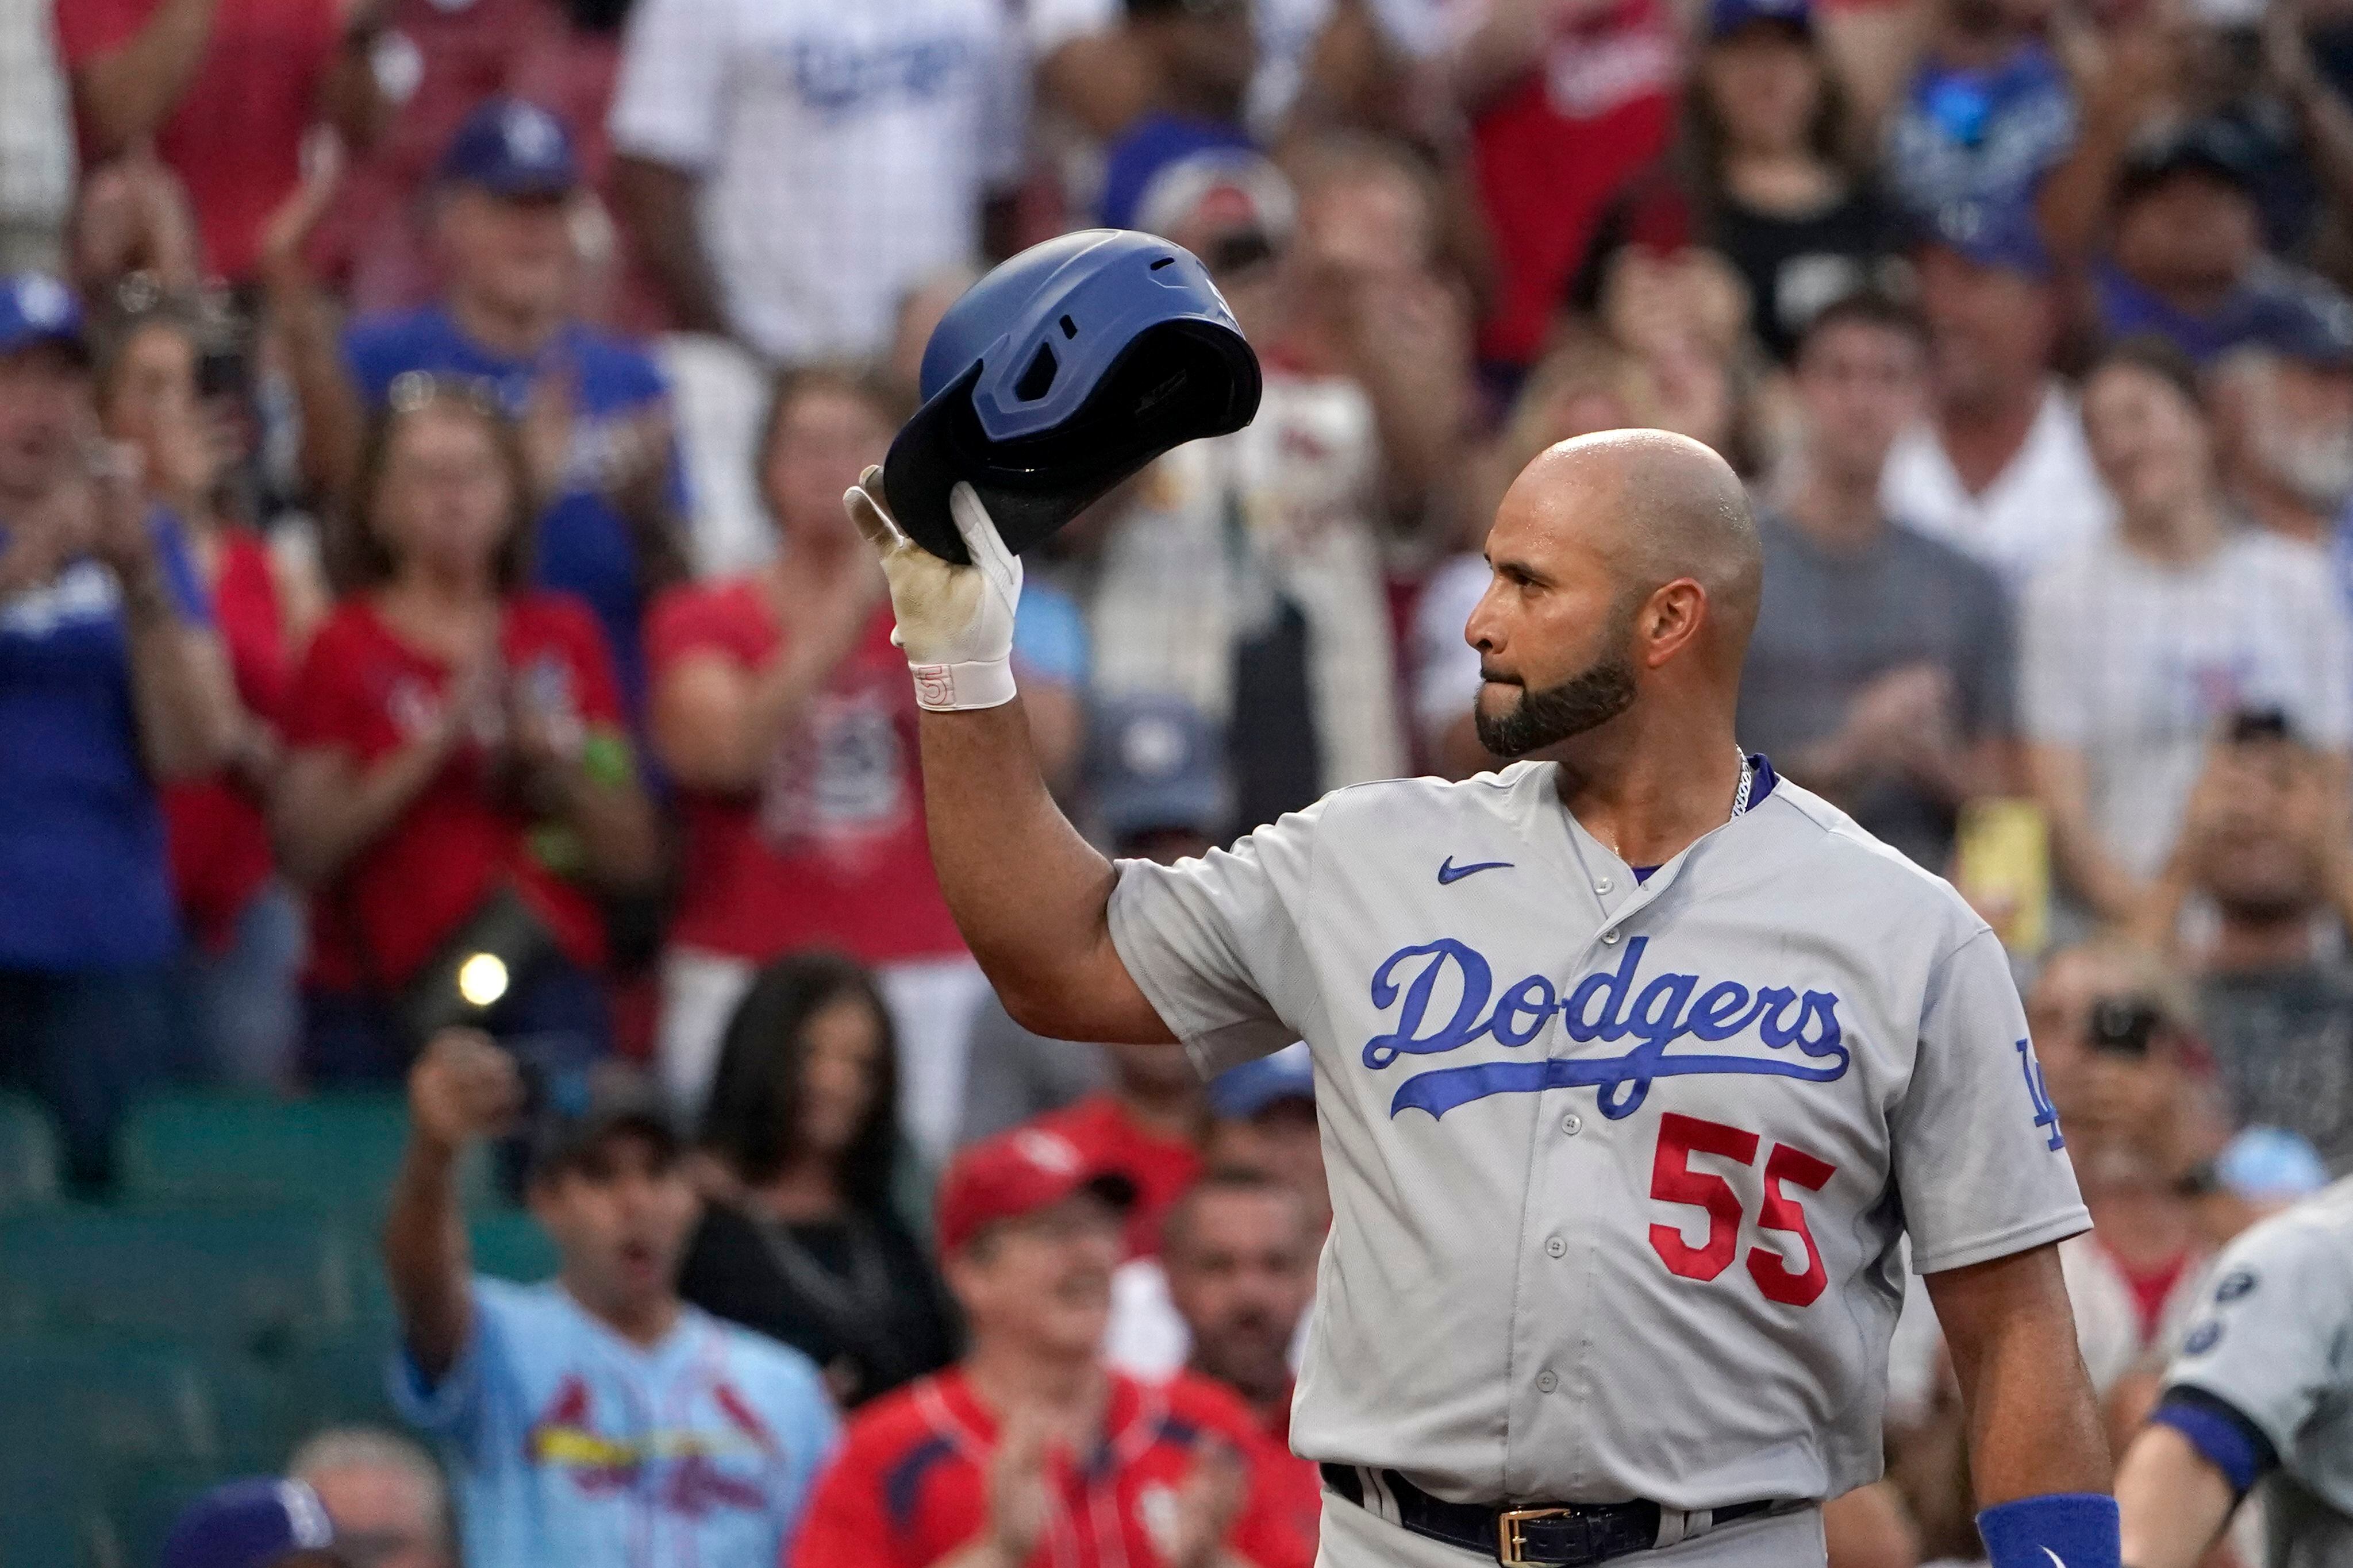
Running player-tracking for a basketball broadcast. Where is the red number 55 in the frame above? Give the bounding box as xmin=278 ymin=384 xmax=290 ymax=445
xmin=1646 ymin=1112 xmax=1837 ymax=1307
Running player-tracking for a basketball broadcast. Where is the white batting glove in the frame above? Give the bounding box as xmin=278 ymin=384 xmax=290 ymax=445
xmin=842 ymin=465 xmax=1022 ymax=711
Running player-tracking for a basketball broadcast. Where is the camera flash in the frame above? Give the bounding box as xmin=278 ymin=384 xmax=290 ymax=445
xmin=457 ymin=952 xmax=510 ymax=1008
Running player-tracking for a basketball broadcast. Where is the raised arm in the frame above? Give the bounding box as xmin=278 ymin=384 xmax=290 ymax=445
xmin=66 ymin=0 xmax=220 ymax=158
xmin=844 ymin=473 xmax=1172 ymax=1046
xmin=386 ymin=1030 xmax=523 ymax=1383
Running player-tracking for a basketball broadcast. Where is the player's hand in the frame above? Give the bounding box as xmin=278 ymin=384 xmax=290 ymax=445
xmin=1164 ymin=1437 xmax=1247 ymax=1568
xmin=982 ymin=1405 xmax=1056 ymax=1565
xmin=843 ymin=465 xmax=1021 ymax=711
xmin=407 ymin=1028 xmax=526 ymax=1151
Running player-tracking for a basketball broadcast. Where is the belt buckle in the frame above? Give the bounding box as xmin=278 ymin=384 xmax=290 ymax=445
xmin=1497 ymin=1505 xmax=1579 ymax=1567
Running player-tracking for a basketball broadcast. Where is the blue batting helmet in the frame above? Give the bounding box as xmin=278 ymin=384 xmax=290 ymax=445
xmin=882 ymin=229 xmax=1262 ymax=564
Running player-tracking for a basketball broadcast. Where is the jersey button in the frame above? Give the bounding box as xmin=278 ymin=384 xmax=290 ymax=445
xmin=1600 ymin=929 xmax=1622 ymax=945
xmin=1561 ymin=1112 xmax=1583 ymax=1135
xmin=1535 ymin=1371 xmax=1558 ymax=1394
xmin=1594 ymin=876 xmax=1613 ymax=894
xmin=1545 ymin=1236 xmax=1566 ymax=1258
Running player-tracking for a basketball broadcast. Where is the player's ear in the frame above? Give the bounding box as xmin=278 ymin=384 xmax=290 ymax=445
xmin=1636 ymin=579 xmax=1708 ymax=669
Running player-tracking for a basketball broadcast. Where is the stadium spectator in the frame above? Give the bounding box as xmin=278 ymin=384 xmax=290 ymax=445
xmin=287 ymin=1426 xmax=456 ymax=1568
xmin=2148 ymin=725 xmax=2353 ymax=1175
xmin=1743 ymin=292 xmax=2015 ymax=871
xmin=607 ymin=0 xmax=1022 ymax=361
xmin=1879 ymin=201 xmax=2112 ymax=592
xmin=280 ymin=98 xmax=687 ymax=720
xmin=158 ymin=1477 xmax=340 ymax=1568
xmin=788 ymin=1123 xmax=1317 ymax=1568
xmin=1445 ymin=0 xmax=1680 ymax=375
xmin=2023 ymin=941 xmax=2226 ymax=1392
xmin=2211 ymin=318 xmax=2353 ymax=552
xmin=1098 ymin=0 xmax=1260 ymax=232
xmin=94 ymin=290 xmax=306 ymax=1088
xmin=275 ymin=382 xmax=659 ymax=1083
xmin=1160 ymin=1170 xmax=1323 ymax=1531
xmin=0 ymin=0 xmax=72 ymax=275
xmin=1681 ymin=0 xmax=1898 ymax=365
xmin=1106 ymin=1046 xmax=1323 ymax=1383
xmin=0 ymin=271 xmax=236 ymax=1188
xmin=960 ymin=693 xmax=1233 ymax=1147
xmin=1412 ymin=334 xmax=1664 ymax=777
xmin=2080 ymin=120 xmax=2353 ymax=365
xmin=2022 ymin=338 xmax=2353 ymax=928
xmin=1593 ymin=242 xmax=1760 ymax=467
xmin=386 ymin=1028 xmax=838 ymax=1566
xmin=679 ymin=951 xmax=959 ymax=1409
xmin=1011 ymin=1039 xmax=1208 ymax=1263
xmin=55 ymin=0 xmax=387 ymax=284
xmin=649 ymin=367 xmax=1056 ymax=1157
xmin=1881 ymin=0 xmax=2074 ymax=229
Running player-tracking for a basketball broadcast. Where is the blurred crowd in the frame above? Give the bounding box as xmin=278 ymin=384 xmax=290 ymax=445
xmin=7 ymin=0 xmax=2353 ymax=1562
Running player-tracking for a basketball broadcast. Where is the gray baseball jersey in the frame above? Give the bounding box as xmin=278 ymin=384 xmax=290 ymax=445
xmin=1106 ymin=758 xmax=2089 ymax=1509
xmin=2162 ymin=1176 xmax=2353 ymax=1568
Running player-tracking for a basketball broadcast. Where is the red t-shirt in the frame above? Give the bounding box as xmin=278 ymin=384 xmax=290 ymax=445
xmin=1469 ymin=0 xmax=1678 ymax=365
xmin=56 ymin=0 xmax=341 ymax=282
xmin=280 ymin=592 xmax=623 ymax=992
xmin=1256 ymin=1381 xmax=1324 ymax=1555
xmin=790 ymin=1368 xmax=1318 ymax=1568
xmin=163 ymin=530 xmax=289 ymax=952
xmin=1026 ymin=1095 xmax=1205 ymax=1261
xmin=647 ymin=580 xmax=965 ymax=966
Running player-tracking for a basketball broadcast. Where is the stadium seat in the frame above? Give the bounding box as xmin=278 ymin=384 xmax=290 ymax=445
xmin=0 ymin=1092 xmax=59 ymax=1213
xmin=0 ymin=1339 xmax=221 ymax=1470
xmin=116 ymin=1092 xmax=493 ymax=1216
xmin=0 ymin=1206 xmax=356 ymax=1348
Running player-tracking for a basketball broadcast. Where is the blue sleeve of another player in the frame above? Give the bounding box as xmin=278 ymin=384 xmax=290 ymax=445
xmin=1011 ymin=579 xmax=1089 ymax=688
xmin=2150 ymin=1387 xmax=2277 ymax=1498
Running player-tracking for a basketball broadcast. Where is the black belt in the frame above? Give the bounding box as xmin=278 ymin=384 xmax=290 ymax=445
xmin=1320 ymin=1463 xmax=1780 ymax=1567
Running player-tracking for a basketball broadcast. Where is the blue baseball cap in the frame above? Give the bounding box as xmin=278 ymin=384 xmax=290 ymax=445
xmin=437 ymin=98 xmax=578 ymax=198
xmin=160 ymin=1478 xmax=336 ymax=1568
xmin=1708 ymin=0 xmax=1813 ymax=39
xmin=1916 ymin=200 xmax=2052 ymax=282
xmin=0 ymin=272 xmax=86 ymax=359
xmin=1090 ymin=693 xmax=1231 ymax=846
xmin=1208 ymin=1043 xmax=1314 ymax=1120
xmin=2216 ymin=1126 xmax=2330 ymax=1204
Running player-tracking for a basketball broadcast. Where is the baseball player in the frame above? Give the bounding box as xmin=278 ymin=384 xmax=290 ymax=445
xmin=2114 ymin=1175 xmax=2353 ymax=1567
xmin=841 ymin=428 xmax=2116 ymax=1567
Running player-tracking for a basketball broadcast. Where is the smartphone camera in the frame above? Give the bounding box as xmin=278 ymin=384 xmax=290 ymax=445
xmin=2088 ymin=996 xmax=2162 ymax=1060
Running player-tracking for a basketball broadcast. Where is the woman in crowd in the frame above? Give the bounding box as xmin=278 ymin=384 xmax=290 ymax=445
xmin=94 ymin=291 xmax=311 ymax=1088
xmin=274 ymin=377 xmax=659 ymax=1082
xmin=647 ymin=367 xmax=1003 ymax=1162
xmin=1681 ymin=0 xmax=1896 ymax=365
xmin=2021 ymin=337 xmax=2353 ymax=933
xmin=679 ymin=951 xmax=957 ymax=1409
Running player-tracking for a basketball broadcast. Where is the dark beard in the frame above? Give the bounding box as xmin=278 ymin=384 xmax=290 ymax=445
xmin=1474 ymin=651 xmax=1640 ymax=757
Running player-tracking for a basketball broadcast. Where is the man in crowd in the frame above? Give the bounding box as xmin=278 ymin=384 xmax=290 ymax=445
xmin=0 ymin=272 xmax=236 ymax=1188
xmin=1881 ymin=201 xmax=2111 ymax=592
xmin=607 ymin=0 xmax=1022 ymax=362
xmin=385 ymin=1028 xmax=837 ymax=1567
xmin=2088 ymin=120 xmax=2353 ymax=365
xmin=2151 ymin=723 xmax=2353 ymax=1175
xmin=281 ymin=98 xmax=683 ymax=718
xmin=790 ymin=1124 xmax=1316 ymax=1568
xmin=1099 ymin=0 xmax=1260 ymax=232
xmin=2212 ymin=313 xmax=2353 ymax=553
xmin=1162 ymin=1170 xmax=1324 ymax=1542
xmin=1882 ymin=0 xmax=2074 ymax=229
xmin=1743 ymin=291 xmax=2016 ymax=870
xmin=56 ymin=0 xmax=384 ymax=284
xmin=288 ymin=1426 xmax=457 ymax=1568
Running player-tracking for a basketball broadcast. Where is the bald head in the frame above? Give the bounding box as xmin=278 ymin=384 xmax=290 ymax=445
xmin=1467 ymin=430 xmax=1761 ymax=757
xmin=1510 ymin=430 xmax=1762 ymax=654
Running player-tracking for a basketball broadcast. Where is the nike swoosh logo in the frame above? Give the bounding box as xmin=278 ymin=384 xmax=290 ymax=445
xmin=2044 ymin=1550 xmax=2068 ymax=1568
xmin=1437 ymin=857 xmax=1514 ymax=885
